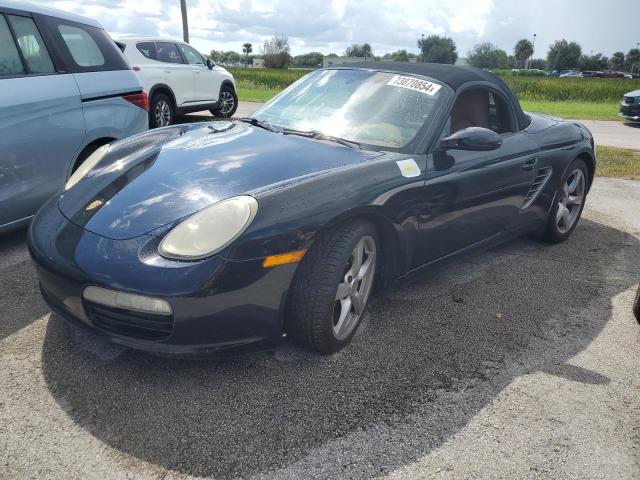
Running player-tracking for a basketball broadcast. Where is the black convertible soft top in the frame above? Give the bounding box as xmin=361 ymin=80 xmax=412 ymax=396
xmin=340 ymin=61 xmax=530 ymax=129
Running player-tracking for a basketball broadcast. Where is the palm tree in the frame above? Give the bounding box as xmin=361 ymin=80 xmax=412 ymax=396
xmin=180 ymin=0 xmax=189 ymax=43
xmin=242 ymin=42 xmax=252 ymax=67
xmin=514 ymin=39 xmax=534 ymax=69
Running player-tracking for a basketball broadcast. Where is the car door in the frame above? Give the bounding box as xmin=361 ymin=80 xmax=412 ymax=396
xmin=177 ymin=42 xmax=216 ymax=103
xmin=415 ymin=87 xmax=539 ymax=264
xmin=155 ymin=41 xmax=194 ymax=105
xmin=0 ymin=11 xmax=85 ymax=229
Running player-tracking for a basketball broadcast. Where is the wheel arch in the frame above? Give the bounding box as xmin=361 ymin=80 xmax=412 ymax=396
xmin=69 ymin=137 xmax=115 ymax=177
xmin=307 ymin=206 xmax=410 ymax=288
xmin=220 ymin=79 xmax=235 ymax=93
xmin=576 ymin=150 xmax=595 ymax=191
xmin=148 ymin=84 xmax=177 ymax=108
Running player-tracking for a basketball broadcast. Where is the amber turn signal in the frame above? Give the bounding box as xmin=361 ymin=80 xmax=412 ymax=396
xmin=262 ymin=249 xmax=306 ymax=268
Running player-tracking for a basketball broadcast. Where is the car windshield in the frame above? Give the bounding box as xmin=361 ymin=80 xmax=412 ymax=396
xmin=251 ymin=69 xmax=445 ymax=150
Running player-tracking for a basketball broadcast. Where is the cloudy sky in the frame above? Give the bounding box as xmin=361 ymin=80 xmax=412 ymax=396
xmin=33 ymin=0 xmax=638 ymax=59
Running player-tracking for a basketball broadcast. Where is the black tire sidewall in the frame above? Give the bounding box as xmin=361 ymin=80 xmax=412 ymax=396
xmin=545 ymin=158 xmax=589 ymax=242
xmin=149 ymin=93 xmax=173 ymax=128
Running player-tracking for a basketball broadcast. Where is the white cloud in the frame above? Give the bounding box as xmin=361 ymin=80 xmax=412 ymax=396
xmin=31 ymin=0 xmax=639 ymax=59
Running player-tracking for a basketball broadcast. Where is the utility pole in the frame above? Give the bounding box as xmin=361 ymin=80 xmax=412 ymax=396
xmin=180 ymin=0 xmax=189 ymax=43
xmin=420 ymin=33 xmax=424 ymax=62
xmin=528 ymin=33 xmax=536 ymax=69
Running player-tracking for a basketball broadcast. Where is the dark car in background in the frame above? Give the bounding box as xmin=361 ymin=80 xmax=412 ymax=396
xmin=620 ymin=90 xmax=640 ymax=121
xmin=29 ymin=62 xmax=596 ymax=355
xmin=593 ymin=70 xmax=625 ymax=78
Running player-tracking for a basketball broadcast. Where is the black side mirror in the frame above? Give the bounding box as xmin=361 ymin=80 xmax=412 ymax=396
xmin=441 ymin=127 xmax=503 ymax=151
xmin=206 ymin=58 xmax=215 ymax=70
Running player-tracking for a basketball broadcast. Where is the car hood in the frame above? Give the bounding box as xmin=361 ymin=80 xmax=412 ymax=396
xmin=58 ymin=122 xmax=381 ymax=240
xmin=624 ymin=89 xmax=640 ymax=97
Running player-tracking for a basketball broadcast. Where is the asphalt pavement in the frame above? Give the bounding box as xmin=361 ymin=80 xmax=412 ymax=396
xmin=1 ymin=177 xmax=639 ymax=479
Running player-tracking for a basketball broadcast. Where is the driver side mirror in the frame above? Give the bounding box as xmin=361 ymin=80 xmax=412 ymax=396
xmin=440 ymin=127 xmax=503 ymax=151
xmin=206 ymin=58 xmax=215 ymax=70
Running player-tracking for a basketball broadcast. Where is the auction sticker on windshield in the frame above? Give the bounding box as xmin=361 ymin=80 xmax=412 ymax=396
xmin=386 ymin=75 xmax=441 ymax=96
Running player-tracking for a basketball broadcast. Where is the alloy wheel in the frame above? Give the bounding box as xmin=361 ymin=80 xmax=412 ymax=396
xmin=333 ymin=235 xmax=376 ymax=341
xmin=218 ymin=91 xmax=235 ymax=116
xmin=155 ymin=100 xmax=171 ymax=127
xmin=556 ymin=168 xmax=585 ymax=233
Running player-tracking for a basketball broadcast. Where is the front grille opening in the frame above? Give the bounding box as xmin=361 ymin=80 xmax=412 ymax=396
xmin=84 ymin=301 xmax=173 ymax=341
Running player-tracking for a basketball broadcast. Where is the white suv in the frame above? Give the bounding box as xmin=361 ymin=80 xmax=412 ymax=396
xmin=117 ymin=36 xmax=237 ymax=127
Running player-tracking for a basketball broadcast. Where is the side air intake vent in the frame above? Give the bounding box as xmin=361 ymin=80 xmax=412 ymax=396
xmin=522 ymin=167 xmax=553 ymax=210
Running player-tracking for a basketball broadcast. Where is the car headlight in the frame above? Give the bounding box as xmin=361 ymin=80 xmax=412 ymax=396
xmin=65 ymin=144 xmax=110 ymax=191
xmin=158 ymin=196 xmax=258 ymax=260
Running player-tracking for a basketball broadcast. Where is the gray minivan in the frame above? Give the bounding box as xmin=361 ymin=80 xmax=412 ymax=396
xmin=0 ymin=1 xmax=148 ymax=233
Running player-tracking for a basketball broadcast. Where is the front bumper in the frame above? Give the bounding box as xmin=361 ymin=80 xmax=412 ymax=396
xmin=28 ymin=199 xmax=297 ymax=354
xmin=619 ymin=103 xmax=640 ymax=121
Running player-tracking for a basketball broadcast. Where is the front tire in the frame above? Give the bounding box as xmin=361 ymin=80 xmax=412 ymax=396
xmin=543 ymin=158 xmax=589 ymax=243
xmin=149 ymin=93 xmax=174 ymax=128
xmin=287 ymin=221 xmax=378 ymax=354
xmin=210 ymin=84 xmax=238 ymax=118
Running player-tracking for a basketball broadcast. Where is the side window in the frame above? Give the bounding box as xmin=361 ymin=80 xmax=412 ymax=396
xmin=488 ymin=92 xmax=514 ymax=134
xmin=178 ymin=43 xmax=204 ymax=66
xmin=0 ymin=15 xmax=24 ymax=77
xmin=137 ymin=41 xmax=156 ymax=60
xmin=449 ymin=88 xmax=514 ymax=135
xmin=7 ymin=15 xmax=55 ymax=75
xmin=58 ymin=24 xmax=105 ymax=67
xmin=156 ymin=42 xmax=183 ymax=64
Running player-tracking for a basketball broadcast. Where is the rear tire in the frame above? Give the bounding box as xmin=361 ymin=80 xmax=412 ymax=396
xmin=542 ymin=158 xmax=589 ymax=243
xmin=210 ymin=84 xmax=238 ymax=118
xmin=149 ymin=93 xmax=174 ymax=128
xmin=286 ymin=221 xmax=379 ymax=354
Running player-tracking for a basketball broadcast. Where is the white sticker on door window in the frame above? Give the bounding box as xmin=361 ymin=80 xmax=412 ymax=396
xmin=396 ymin=159 xmax=421 ymax=178
xmin=386 ymin=75 xmax=442 ymax=96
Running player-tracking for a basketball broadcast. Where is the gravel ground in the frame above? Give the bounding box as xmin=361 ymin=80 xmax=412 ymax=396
xmin=1 ymin=177 xmax=639 ymax=480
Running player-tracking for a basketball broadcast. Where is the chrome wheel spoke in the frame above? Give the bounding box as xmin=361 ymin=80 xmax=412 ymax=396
xmin=351 ymin=292 xmax=365 ymax=314
xmin=556 ymin=202 xmax=566 ymax=225
xmin=334 ymin=298 xmax=352 ymax=337
xmin=349 ymin=239 xmax=364 ymax=278
xmin=567 ymin=194 xmax=583 ymax=206
xmin=335 ymin=282 xmax=350 ymax=300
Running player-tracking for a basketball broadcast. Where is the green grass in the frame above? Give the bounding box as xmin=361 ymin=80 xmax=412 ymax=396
xmin=236 ymin=86 xmax=281 ymax=103
xmin=520 ymin=100 xmax=621 ymax=121
xmin=595 ymin=146 xmax=640 ymax=179
xmin=503 ymin=77 xmax=640 ymax=103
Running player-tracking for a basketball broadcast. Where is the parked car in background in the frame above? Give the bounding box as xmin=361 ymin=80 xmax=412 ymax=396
xmin=0 ymin=0 xmax=148 ymax=234
xmin=581 ymin=71 xmax=598 ymax=78
xmin=117 ymin=36 xmax=237 ymax=127
xmin=593 ymin=70 xmax=624 ymax=78
xmin=560 ymin=70 xmax=581 ymax=78
xmin=620 ymin=90 xmax=640 ymax=121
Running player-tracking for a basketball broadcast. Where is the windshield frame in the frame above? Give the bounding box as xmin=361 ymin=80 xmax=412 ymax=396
xmin=249 ymin=67 xmax=454 ymax=155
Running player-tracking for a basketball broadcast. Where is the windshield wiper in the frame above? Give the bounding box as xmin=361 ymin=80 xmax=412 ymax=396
xmin=238 ymin=117 xmax=280 ymax=133
xmin=281 ymin=128 xmax=361 ymax=149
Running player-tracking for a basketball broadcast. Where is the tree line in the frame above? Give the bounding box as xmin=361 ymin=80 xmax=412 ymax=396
xmin=210 ymin=34 xmax=640 ymax=72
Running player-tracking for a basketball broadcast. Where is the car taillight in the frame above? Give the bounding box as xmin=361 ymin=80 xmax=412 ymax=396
xmin=123 ymin=91 xmax=149 ymax=112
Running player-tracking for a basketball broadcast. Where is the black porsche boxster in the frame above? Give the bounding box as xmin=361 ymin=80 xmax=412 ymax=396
xmin=29 ymin=62 xmax=596 ymax=354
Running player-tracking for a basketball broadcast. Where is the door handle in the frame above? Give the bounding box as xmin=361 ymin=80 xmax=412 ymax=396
xmin=522 ymin=157 xmax=538 ymax=171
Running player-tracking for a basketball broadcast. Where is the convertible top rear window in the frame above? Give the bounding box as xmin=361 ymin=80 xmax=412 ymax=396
xmin=253 ymin=69 xmax=445 ymax=151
